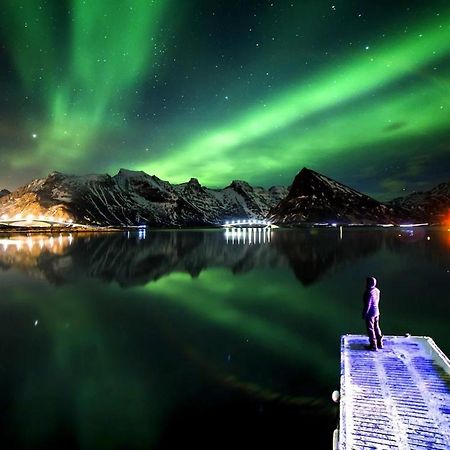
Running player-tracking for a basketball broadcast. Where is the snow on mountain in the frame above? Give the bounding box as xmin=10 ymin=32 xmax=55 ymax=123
xmin=387 ymin=181 xmax=450 ymax=224
xmin=0 ymin=169 xmax=287 ymax=226
xmin=1 ymin=167 xmax=447 ymax=227
xmin=269 ymin=167 xmax=397 ymax=225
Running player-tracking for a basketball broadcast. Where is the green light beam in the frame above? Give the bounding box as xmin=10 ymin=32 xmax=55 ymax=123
xmin=135 ymin=10 xmax=450 ymax=184
xmin=2 ymin=0 xmax=170 ymax=167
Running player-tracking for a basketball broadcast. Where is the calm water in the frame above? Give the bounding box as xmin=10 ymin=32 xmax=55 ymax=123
xmin=0 ymin=227 xmax=449 ymax=450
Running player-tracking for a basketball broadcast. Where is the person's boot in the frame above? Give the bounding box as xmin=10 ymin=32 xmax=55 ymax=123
xmin=366 ymin=343 xmax=378 ymax=351
xmin=377 ymin=335 xmax=384 ymax=349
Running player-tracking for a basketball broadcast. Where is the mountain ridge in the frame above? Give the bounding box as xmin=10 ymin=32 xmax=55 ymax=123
xmin=0 ymin=169 xmax=288 ymax=227
xmin=0 ymin=167 xmax=448 ymax=226
xmin=269 ymin=167 xmax=397 ymax=225
xmin=0 ymin=189 xmax=10 ymax=199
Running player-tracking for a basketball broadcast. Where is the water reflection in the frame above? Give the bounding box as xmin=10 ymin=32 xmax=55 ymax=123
xmin=0 ymin=233 xmax=73 ymax=252
xmin=225 ymin=227 xmax=272 ymax=245
xmin=0 ymin=228 xmax=449 ymax=449
xmin=0 ymin=228 xmax=448 ymax=287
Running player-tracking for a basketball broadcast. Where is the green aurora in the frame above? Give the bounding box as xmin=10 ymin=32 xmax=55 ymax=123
xmin=0 ymin=1 xmax=449 ymax=198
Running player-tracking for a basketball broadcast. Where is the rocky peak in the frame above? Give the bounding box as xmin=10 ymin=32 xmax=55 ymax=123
xmin=289 ymin=167 xmax=367 ymax=201
xmin=116 ymin=168 xmax=147 ymax=178
xmin=0 ymin=189 xmax=10 ymax=199
xmin=287 ymin=168 xmax=317 ymax=195
xmin=270 ymin=167 xmax=393 ymax=225
xmin=47 ymin=171 xmax=64 ymax=178
xmin=228 ymin=180 xmax=252 ymax=192
xmin=431 ymin=181 xmax=450 ymax=196
xmin=188 ymin=177 xmax=201 ymax=186
xmin=114 ymin=168 xmax=151 ymax=188
xmin=186 ymin=178 xmax=203 ymax=192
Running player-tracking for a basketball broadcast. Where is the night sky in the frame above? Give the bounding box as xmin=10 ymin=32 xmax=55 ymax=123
xmin=1 ymin=0 xmax=449 ymax=200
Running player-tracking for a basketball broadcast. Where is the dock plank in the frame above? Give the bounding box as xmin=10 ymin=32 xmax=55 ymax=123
xmin=338 ymin=335 xmax=450 ymax=450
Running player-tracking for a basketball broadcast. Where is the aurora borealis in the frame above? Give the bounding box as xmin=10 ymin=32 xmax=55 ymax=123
xmin=1 ymin=0 xmax=449 ymax=199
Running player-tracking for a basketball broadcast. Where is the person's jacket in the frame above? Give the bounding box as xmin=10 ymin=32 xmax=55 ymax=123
xmin=362 ymin=276 xmax=380 ymax=319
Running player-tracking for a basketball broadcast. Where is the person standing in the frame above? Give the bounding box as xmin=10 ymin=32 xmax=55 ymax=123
xmin=362 ymin=276 xmax=383 ymax=350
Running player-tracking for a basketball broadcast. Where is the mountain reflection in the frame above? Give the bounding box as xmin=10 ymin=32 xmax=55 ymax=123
xmin=1 ymin=228 xmax=446 ymax=287
xmin=0 ymin=227 xmax=449 ymax=450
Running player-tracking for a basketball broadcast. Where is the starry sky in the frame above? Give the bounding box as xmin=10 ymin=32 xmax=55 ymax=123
xmin=0 ymin=0 xmax=449 ymax=200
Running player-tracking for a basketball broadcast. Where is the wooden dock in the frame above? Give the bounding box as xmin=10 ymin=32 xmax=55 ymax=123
xmin=335 ymin=334 xmax=450 ymax=450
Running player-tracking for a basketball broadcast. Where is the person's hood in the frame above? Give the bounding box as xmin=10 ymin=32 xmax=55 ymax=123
xmin=366 ymin=276 xmax=377 ymax=288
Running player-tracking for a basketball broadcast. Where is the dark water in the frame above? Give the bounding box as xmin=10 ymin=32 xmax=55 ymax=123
xmin=0 ymin=227 xmax=449 ymax=450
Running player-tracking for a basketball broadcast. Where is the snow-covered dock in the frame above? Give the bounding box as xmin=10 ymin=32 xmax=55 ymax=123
xmin=336 ymin=334 xmax=450 ymax=450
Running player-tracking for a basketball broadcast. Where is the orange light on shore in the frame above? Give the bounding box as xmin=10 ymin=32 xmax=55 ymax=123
xmin=445 ymin=210 xmax=450 ymax=227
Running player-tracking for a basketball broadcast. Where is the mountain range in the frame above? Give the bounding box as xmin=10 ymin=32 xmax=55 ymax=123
xmin=0 ymin=168 xmax=448 ymax=226
xmin=0 ymin=169 xmax=287 ymax=227
xmin=269 ymin=168 xmax=449 ymax=225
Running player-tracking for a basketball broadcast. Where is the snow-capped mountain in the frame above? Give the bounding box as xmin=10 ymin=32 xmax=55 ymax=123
xmin=386 ymin=181 xmax=450 ymax=224
xmin=269 ymin=168 xmax=397 ymax=225
xmin=0 ymin=169 xmax=288 ymax=226
xmin=1 ymin=167 xmax=448 ymax=227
